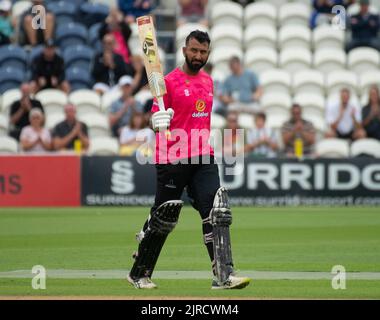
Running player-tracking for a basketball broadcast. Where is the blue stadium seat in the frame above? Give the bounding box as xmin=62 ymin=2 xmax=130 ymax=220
xmin=63 ymin=45 xmax=94 ymax=70
xmin=0 ymin=45 xmax=28 ymax=72
xmin=47 ymin=1 xmax=77 ymax=24
xmin=0 ymin=67 xmax=25 ymax=94
xmin=89 ymin=23 xmax=103 ymax=53
xmin=55 ymin=23 xmax=88 ymax=48
xmin=66 ymin=67 xmax=93 ymax=91
xmin=79 ymin=2 xmax=110 ymax=27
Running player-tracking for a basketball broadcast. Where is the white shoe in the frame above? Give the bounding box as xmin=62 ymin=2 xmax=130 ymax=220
xmin=211 ymin=274 xmax=251 ymax=290
xmin=127 ymin=274 xmax=157 ymax=289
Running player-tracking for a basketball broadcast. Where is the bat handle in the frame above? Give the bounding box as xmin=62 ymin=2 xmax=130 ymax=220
xmin=157 ymin=96 xmax=171 ymax=139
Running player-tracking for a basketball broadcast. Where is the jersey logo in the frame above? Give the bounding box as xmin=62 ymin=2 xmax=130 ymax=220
xmin=184 ymin=89 xmax=190 ymax=96
xmin=195 ymin=99 xmax=206 ymax=112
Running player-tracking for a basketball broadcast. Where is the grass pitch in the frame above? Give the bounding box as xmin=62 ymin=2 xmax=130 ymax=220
xmin=0 ymin=207 xmax=380 ymax=299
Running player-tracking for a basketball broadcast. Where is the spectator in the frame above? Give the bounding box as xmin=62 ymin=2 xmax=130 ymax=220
xmin=118 ymin=0 xmax=154 ymax=24
xmin=9 ymin=83 xmax=44 ymax=141
xmin=21 ymin=0 xmax=55 ymax=46
xmin=99 ymin=8 xmax=132 ymax=65
xmin=203 ymin=63 xmax=225 ymax=115
xmin=20 ymin=108 xmax=52 ymax=153
xmin=346 ymin=0 xmax=380 ymax=51
xmin=109 ymin=75 xmax=142 ymax=137
xmin=52 ymin=104 xmax=89 ymax=152
xmin=282 ymin=104 xmax=316 ymax=157
xmin=0 ymin=0 xmax=14 ymax=45
xmin=244 ymin=112 xmax=278 ymax=158
xmin=178 ymin=0 xmax=208 ymax=27
xmin=119 ymin=111 xmax=155 ymax=156
xmin=220 ymin=56 xmax=262 ymax=114
xmin=326 ymin=88 xmax=366 ymax=140
xmin=30 ymin=39 xmax=70 ymax=94
xmin=222 ymin=111 xmax=244 ymax=157
xmin=362 ymin=85 xmax=380 ymax=140
xmin=92 ymin=33 xmax=129 ymax=95
xmin=310 ymin=0 xmax=342 ymax=29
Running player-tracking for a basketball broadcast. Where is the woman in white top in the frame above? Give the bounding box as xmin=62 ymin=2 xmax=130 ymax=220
xmin=20 ymin=108 xmax=52 ymax=153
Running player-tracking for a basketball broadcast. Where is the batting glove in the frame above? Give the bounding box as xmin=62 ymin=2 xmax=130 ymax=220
xmin=151 ymin=108 xmax=174 ymax=131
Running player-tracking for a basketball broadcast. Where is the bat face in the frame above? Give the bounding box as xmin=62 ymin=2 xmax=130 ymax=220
xmin=137 ymin=15 xmax=167 ymax=98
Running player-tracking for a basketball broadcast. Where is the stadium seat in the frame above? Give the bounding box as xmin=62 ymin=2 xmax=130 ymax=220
xmin=293 ymin=92 xmax=325 ymax=119
xmin=0 ymin=136 xmax=18 ymax=154
xmin=238 ymin=113 xmax=254 ymax=129
xmin=134 ymin=89 xmax=153 ymax=107
xmin=209 ymin=46 xmax=243 ymax=75
xmin=359 ymin=70 xmax=380 ymax=95
xmin=278 ymin=25 xmax=311 ymax=51
xmin=312 ymin=25 xmax=345 ymax=51
xmin=260 ymin=69 xmax=291 ymax=96
xmin=255 ymin=0 xmax=288 ymax=8
xmin=315 ymin=138 xmax=350 ymax=158
xmin=261 ymin=92 xmax=292 ymax=118
xmin=101 ymin=89 xmax=122 ymax=112
xmin=55 ymin=23 xmax=88 ymax=49
xmin=35 ymin=89 xmax=68 ymax=116
xmin=0 ymin=67 xmax=25 ymax=94
xmin=46 ymin=113 xmax=65 ymax=130
xmin=0 ymin=88 xmax=21 ymax=115
xmin=302 ymin=113 xmax=327 ymax=137
xmin=79 ymin=2 xmax=110 ymax=27
xmin=128 ymin=23 xmax=140 ymax=56
xmin=292 ymin=69 xmax=325 ymax=96
xmin=244 ymin=2 xmax=277 ymax=28
xmin=66 ymin=67 xmax=93 ymax=91
xmin=243 ymin=25 xmax=277 ymax=51
xmin=90 ymin=0 xmax=117 ymax=6
xmin=0 ymin=45 xmax=28 ymax=72
xmin=176 ymin=23 xmax=209 ymax=49
xmin=211 ymin=113 xmax=226 ymax=129
xmin=347 ymin=47 xmax=380 ymax=76
xmin=313 ymin=48 xmax=346 ymax=75
xmin=278 ymin=2 xmax=311 ymax=27
xmin=347 ymin=2 xmax=379 ymax=15
xmin=47 ymin=1 xmax=77 ymax=24
xmin=12 ymin=1 xmax=31 ymax=18
xmin=0 ymin=114 xmax=8 ymax=136
xmin=78 ymin=113 xmax=110 ymax=138
xmin=63 ymin=45 xmax=94 ymax=70
xmin=89 ymin=22 xmax=103 ymax=53
xmin=210 ymin=1 xmax=243 ymax=26
xmin=88 ymin=136 xmax=119 ymax=155
xmin=279 ymin=48 xmax=312 ymax=73
xmin=244 ymin=47 xmax=278 ymax=75
xmin=350 ymin=139 xmax=380 ymax=158
xmin=28 ymin=45 xmax=44 ymax=65
xmin=326 ymin=70 xmax=359 ymax=96
xmin=210 ymin=24 xmax=243 ymax=49
xmin=68 ymin=89 xmax=101 ymax=116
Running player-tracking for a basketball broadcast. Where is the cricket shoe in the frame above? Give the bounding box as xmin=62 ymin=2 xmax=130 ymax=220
xmin=211 ymin=274 xmax=251 ymax=290
xmin=127 ymin=274 xmax=157 ymax=289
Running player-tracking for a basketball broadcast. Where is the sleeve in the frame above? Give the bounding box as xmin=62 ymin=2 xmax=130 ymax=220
xmin=51 ymin=124 xmax=60 ymax=138
xmin=221 ymin=78 xmax=231 ymax=96
xmin=250 ymin=71 xmax=260 ymax=90
xmin=151 ymin=78 xmax=171 ymax=113
xmin=9 ymin=101 xmax=19 ymax=117
xmin=325 ymin=101 xmax=336 ymax=125
xmin=81 ymin=122 xmax=89 ymax=137
xmin=57 ymin=56 xmax=65 ymax=81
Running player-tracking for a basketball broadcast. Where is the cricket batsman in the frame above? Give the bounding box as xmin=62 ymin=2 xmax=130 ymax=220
xmin=127 ymin=30 xmax=250 ymax=290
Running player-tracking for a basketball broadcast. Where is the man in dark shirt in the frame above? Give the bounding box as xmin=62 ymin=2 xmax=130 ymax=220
xmin=362 ymin=85 xmax=380 ymax=140
xmin=30 ymin=39 xmax=70 ymax=93
xmin=9 ymin=83 xmax=44 ymax=141
xmin=92 ymin=33 xmax=129 ymax=95
xmin=52 ymin=104 xmax=89 ymax=152
xmin=347 ymin=0 xmax=380 ymax=51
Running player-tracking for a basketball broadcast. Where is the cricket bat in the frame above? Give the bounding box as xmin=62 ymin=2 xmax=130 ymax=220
xmin=136 ymin=15 xmax=167 ymax=114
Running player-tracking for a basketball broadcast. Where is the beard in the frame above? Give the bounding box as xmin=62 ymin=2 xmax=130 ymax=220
xmin=185 ymin=55 xmax=207 ymax=72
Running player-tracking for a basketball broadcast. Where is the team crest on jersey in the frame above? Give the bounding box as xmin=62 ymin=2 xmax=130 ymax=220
xmin=184 ymin=89 xmax=190 ymax=96
xmin=192 ymin=99 xmax=208 ymax=118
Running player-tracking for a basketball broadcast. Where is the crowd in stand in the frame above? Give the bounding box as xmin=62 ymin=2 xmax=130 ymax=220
xmin=0 ymin=0 xmax=380 ymax=158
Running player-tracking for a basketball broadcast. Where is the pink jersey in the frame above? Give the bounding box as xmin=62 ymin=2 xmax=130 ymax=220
xmin=152 ymin=67 xmax=214 ymax=164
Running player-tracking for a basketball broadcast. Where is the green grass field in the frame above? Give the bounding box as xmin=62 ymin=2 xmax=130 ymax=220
xmin=1 ymin=207 xmax=380 ymax=299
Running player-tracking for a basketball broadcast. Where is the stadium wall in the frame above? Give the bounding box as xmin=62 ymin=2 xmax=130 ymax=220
xmin=1 ymin=156 xmax=380 ymax=207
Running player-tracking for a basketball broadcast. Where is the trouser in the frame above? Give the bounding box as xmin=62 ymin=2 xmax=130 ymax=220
xmin=141 ymin=156 xmax=220 ymax=264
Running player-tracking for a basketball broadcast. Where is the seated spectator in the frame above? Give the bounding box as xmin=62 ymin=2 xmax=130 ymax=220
xmin=21 ymin=0 xmax=55 ymax=46
xmin=20 ymin=108 xmax=52 ymax=153
xmin=346 ymin=0 xmax=380 ymax=51
xmin=310 ymin=0 xmax=344 ymax=29
xmin=222 ymin=111 xmax=244 ymax=157
xmin=9 ymin=83 xmax=44 ymax=141
xmin=99 ymin=8 xmax=132 ymax=65
xmin=118 ymin=0 xmax=154 ymax=24
xmin=362 ymin=85 xmax=380 ymax=140
xmin=0 ymin=0 xmax=14 ymax=45
xmin=326 ymin=88 xmax=366 ymax=140
xmin=109 ymin=75 xmax=142 ymax=137
xmin=203 ymin=63 xmax=225 ymax=116
xmin=220 ymin=56 xmax=262 ymax=114
xmin=119 ymin=111 xmax=155 ymax=156
xmin=52 ymin=104 xmax=89 ymax=152
xmin=92 ymin=34 xmax=129 ymax=95
xmin=178 ymin=0 xmax=208 ymax=27
xmin=244 ymin=112 xmax=278 ymax=158
xmin=282 ymin=104 xmax=316 ymax=157
xmin=30 ymin=39 xmax=70 ymax=94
